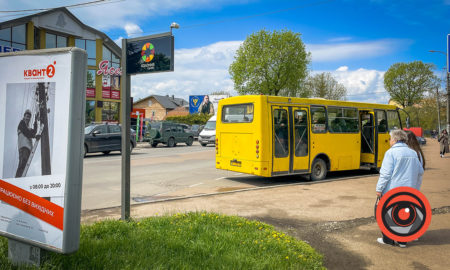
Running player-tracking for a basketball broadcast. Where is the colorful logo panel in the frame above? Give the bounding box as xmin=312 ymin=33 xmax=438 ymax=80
xmin=376 ymin=187 xmax=431 ymax=243
xmin=141 ymin=43 xmax=155 ymax=63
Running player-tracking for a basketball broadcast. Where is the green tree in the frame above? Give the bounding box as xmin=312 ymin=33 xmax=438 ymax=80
xmin=304 ymin=72 xmax=347 ymax=100
xmin=384 ymin=61 xmax=438 ymax=108
xmin=229 ymin=29 xmax=310 ymax=97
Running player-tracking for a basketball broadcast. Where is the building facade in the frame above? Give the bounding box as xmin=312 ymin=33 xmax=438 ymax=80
xmin=0 ymin=7 xmax=122 ymax=124
xmin=133 ymin=95 xmax=189 ymax=121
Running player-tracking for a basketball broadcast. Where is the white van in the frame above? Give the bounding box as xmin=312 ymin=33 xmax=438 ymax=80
xmin=198 ymin=115 xmax=216 ymax=146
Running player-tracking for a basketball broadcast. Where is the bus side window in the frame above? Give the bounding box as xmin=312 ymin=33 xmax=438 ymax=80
xmin=387 ymin=110 xmax=401 ymax=131
xmin=294 ymin=110 xmax=308 ymax=156
xmin=376 ymin=110 xmax=388 ymax=133
xmin=273 ymin=109 xmax=288 ymax=158
xmin=311 ymin=106 xmax=327 ymax=133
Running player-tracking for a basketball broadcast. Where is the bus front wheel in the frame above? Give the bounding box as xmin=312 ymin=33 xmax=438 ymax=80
xmin=310 ymin=158 xmax=327 ymax=181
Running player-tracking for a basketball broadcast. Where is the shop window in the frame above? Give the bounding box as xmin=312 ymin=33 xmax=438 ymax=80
xmin=12 ymin=24 xmax=26 ymax=44
xmin=0 ymin=28 xmax=10 ymax=41
xmin=86 ymin=70 xmax=96 ymax=98
xmin=57 ymin=36 xmax=67 ymax=48
xmin=0 ymin=40 xmax=9 ymax=47
xmin=86 ymin=101 xmax=96 ymax=124
xmin=75 ymin=39 xmax=84 ymax=49
xmin=46 ymin=33 xmax=56 ymax=48
xmin=34 ymin=27 xmax=40 ymax=49
xmin=0 ymin=24 xmax=26 ymax=51
xmin=102 ymin=101 xmax=120 ymax=122
xmin=86 ymin=40 xmax=96 ymax=66
xmin=75 ymin=39 xmax=96 ymax=66
xmin=102 ymin=45 xmax=111 ymax=61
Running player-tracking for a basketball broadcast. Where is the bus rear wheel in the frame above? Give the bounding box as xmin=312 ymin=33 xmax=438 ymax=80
xmin=310 ymin=158 xmax=327 ymax=181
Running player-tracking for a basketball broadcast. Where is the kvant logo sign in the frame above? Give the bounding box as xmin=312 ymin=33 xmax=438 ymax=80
xmin=24 ymin=61 xmax=56 ymax=79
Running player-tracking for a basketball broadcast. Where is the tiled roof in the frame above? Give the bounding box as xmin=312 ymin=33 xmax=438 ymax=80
xmin=136 ymin=95 xmax=188 ymax=109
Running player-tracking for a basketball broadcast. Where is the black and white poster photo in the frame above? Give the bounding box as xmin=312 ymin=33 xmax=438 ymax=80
xmin=2 ymin=82 xmax=55 ymax=179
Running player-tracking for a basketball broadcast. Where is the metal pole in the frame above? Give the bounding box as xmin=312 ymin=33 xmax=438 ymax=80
xmin=436 ymin=87 xmax=441 ymax=133
xmin=37 ymin=83 xmax=51 ymax=175
xmin=121 ymin=39 xmax=131 ymax=220
xmin=447 ymin=73 xmax=450 ymax=132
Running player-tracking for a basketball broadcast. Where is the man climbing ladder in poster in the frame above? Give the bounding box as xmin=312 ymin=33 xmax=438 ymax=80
xmin=15 ymin=82 xmax=51 ymax=178
xmin=15 ymin=109 xmax=38 ymax=177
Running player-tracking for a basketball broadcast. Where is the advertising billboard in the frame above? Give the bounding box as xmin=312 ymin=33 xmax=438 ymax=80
xmin=0 ymin=48 xmax=86 ymax=253
xmin=126 ymin=33 xmax=174 ymax=75
xmin=189 ymin=95 xmax=229 ymax=114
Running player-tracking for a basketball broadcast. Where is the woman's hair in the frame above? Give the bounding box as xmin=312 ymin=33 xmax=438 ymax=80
xmin=443 ymin=129 xmax=448 ymax=134
xmin=390 ymin=129 xmax=408 ymax=143
xmin=405 ymin=130 xmax=425 ymax=169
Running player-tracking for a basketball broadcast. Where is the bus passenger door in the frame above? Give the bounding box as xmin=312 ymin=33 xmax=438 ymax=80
xmin=360 ymin=111 xmax=375 ymax=164
xmin=272 ymin=106 xmax=290 ymax=174
xmin=291 ymin=108 xmax=309 ymax=173
xmin=375 ymin=110 xmax=389 ymax=168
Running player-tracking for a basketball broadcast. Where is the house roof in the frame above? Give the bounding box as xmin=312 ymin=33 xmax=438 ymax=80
xmin=135 ymin=95 xmax=188 ymax=109
xmin=0 ymin=7 xmax=121 ymax=57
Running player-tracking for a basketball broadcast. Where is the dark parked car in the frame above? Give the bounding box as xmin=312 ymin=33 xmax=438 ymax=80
xmin=84 ymin=123 xmax=136 ymax=157
xmin=144 ymin=122 xmax=194 ymax=147
xmin=416 ymin=136 xmax=426 ymax=145
xmin=189 ymin=124 xmax=203 ymax=140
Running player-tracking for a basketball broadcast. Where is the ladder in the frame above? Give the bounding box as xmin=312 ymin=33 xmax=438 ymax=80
xmin=21 ymin=123 xmax=44 ymax=177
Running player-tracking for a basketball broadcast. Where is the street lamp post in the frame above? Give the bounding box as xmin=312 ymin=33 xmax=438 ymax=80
xmin=429 ymin=50 xmax=450 ymax=133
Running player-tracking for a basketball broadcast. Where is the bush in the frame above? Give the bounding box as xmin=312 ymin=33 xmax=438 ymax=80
xmin=166 ymin=113 xmax=212 ymax=125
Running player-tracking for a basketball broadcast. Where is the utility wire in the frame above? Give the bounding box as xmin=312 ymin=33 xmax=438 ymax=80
xmin=0 ymin=0 xmax=124 ymax=19
xmin=0 ymin=0 xmax=108 ymax=13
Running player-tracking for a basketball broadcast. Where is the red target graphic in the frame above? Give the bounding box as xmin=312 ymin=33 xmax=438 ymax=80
xmin=376 ymin=187 xmax=431 ymax=243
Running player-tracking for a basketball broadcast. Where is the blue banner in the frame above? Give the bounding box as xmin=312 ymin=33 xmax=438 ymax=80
xmin=189 ymin=95 xmax=205 ymax=114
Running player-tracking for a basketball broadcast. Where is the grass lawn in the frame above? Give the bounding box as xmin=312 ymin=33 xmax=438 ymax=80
xmin=0 ymin=212 xmax=325 ymax=269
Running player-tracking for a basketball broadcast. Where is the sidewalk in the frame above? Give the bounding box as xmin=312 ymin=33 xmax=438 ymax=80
xmin=82 ymin=139 xmax=450 ymax=269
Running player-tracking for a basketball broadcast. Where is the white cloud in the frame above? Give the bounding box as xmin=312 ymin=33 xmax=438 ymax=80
xmin=328 ymin=37 xmax=353 ymax=42
xmin=131 ymin=41 xmax=242 ymax=102
xmin=330 ymin=67 xmax=389 ymax=104
xmin=307 ymin=39 xmax=408 ymax=62
xmin=336 ymin=66 xmax=349 ymax=72
xmin=124 ymin=23 xmax=143 ymax=38
xmin=131 ymin=41 xmax=391 ymax=105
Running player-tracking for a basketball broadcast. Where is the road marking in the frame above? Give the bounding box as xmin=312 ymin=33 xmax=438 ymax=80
xmin=214 ymin=177 xmax=225 ymax=181
xmin=189 ymin=183 xmax=203 ymax=188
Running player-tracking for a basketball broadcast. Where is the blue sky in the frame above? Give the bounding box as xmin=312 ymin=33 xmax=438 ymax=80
xmin=1 ymin=0 xmax=449 ymax=103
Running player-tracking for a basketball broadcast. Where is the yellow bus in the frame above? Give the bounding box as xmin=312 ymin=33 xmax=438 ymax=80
xmin=215 ymin=95 xmax=402 ymax=180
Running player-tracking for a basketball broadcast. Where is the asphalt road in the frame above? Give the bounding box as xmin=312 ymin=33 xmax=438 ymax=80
xmin=83 ymin=140 xmax=450 ymax=269
xmin=82 ymin=141 xmax=378 ymax=210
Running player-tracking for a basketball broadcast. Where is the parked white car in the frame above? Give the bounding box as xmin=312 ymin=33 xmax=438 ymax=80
xmin=199 ymin=115 xmax=216 ymax=146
